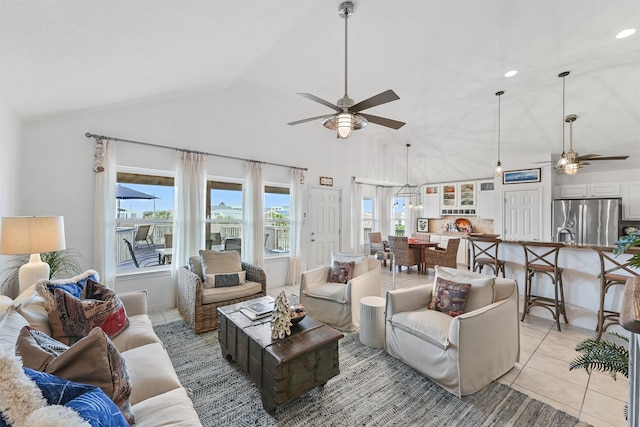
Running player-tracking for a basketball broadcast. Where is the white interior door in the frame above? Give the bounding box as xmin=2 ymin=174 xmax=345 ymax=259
xmin=309 ymin=187 xmax=341 ymax=268
xmin=503 ymin=189 xmax=541 ymax=241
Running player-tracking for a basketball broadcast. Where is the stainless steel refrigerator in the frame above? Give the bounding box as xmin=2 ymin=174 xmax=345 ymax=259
xmin=552 ymin=198 xmax=621 ymax=246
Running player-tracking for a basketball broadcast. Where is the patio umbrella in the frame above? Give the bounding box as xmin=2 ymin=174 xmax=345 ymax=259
xmin=116 ymin=185 xmax=158 ymax=217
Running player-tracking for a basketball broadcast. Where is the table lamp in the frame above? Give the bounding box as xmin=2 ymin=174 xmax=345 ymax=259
xmin=375 ymin=250 xmax=396 ymax=290
xmin=0 ymin=216 xmax=66 ymax=293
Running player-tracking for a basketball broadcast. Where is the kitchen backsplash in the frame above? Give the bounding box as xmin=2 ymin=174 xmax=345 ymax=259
xmin=428 ymin=216 xmax=494 ymax=234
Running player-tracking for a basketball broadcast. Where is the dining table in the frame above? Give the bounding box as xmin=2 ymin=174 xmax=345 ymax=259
xmin=408 ymin=239 xmax=439 ymax=274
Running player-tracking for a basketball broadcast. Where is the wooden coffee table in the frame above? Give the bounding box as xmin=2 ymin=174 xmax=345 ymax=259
xmin=217 ymin=296 xmax=344 ymax=414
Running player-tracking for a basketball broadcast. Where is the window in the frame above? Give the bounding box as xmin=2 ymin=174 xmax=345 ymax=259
xmin=393 ymin=198 xmax=406 ymax=236
xmin=206 ymin=180 xmax=243 ymax=252
xmin=116 ymin=173 xmax=174 ymax=271
xmin=363 ymin=197 xmax=373 ymax=242
xmin=264 ymin=185 xmax=290 ymax=256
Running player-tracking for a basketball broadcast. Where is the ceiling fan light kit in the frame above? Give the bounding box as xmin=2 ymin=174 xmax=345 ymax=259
xmin=288 ymin=1 xmax=405 ymax=139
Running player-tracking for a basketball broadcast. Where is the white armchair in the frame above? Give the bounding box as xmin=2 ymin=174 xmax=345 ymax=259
xmin=385 ymin=266 xmax=520 ymax=396
xmin=300 ymin=253 xmax=381 ymax=331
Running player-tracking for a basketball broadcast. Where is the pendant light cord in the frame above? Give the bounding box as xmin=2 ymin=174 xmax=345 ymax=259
xmin=496 ymin=91 xmax=503 ymax=161
xmin=344 ymin=8 xmax=349 ymax=96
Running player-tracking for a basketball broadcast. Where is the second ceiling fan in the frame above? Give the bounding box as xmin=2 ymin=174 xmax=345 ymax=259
xmin=287 ymin=2 xmax=405 ymax=139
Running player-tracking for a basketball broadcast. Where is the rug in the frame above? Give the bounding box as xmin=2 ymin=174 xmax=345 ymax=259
xmin=154 ymin=320 xmax=590 ymax=427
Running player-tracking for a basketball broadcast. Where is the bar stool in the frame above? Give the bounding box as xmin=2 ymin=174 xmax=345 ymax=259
xmin=592 ymin=246 xmax=640 ymax=338
xmin=520 ymin=241 xmax=567 ymax=331
xmin=468 ymin=235 xmax=505 ymax=277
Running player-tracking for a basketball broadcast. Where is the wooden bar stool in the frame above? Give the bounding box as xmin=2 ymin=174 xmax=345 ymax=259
xmin=468 ymin=235 xmax=505 ymax=277
xmin=592 ymin=246 xmax=640 ymax=338
xmin=520 ymin=241 xmax=567 ymax=331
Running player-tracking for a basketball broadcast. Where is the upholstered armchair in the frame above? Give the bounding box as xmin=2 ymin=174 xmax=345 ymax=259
xmin=425 ymin=237 xmax=460 ymax=272
xmin=387 ymin=236 xmax=420 ymax=273
xmin=300 ymin=253 xmax=381 ymax=331
xmin=177 ymin=250 xmax=266 ymax=333
xmin=385 ymin=266 xmax=520 ymax=396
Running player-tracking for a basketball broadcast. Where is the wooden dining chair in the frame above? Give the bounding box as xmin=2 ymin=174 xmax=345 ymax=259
xmin=387 ymin=235 xmax=420 ymax=273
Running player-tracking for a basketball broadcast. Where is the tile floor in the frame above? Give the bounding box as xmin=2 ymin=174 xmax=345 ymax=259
xmin=151 ymin=264 xmax=629 ymax=427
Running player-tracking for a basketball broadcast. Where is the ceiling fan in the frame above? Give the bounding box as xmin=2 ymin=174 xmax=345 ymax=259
xmin=559 ymin=114 xmax=629 ymax=175
xmin=287 ymin=1 xmax=405 ymax=139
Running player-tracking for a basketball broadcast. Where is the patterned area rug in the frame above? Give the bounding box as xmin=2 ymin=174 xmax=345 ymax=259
xmin=154 ymin=320 xmax=590 ymax=427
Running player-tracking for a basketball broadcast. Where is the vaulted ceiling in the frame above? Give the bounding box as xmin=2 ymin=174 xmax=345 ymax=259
xmin=1 ymin=1 xmax=638 ymax=183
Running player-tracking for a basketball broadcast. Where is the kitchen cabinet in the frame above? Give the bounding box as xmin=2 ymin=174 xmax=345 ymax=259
xmin=556 ymin=183 xmax=621 ymax=199
xmin=440 ymin=181 xmax=477 ymax=216
xmin=477 ymin=181 xmax=497 ymax=220
xmin=622 ymin=181 xmax=640 ymax=220
xmin=422 ymin=185 xmax=440 ymax=218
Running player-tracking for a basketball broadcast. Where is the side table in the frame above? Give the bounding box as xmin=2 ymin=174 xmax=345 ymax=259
xmin=359 ymin=296 xmax=386 ymax=348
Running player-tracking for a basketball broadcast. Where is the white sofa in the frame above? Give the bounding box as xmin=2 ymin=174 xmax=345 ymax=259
xmin=0 ymin=284 xmax=201 ymax=426
xmin=300 ymin=253 xmax=381 ymax=331
xmin=385 ymin=266 xmax=520 ymax=396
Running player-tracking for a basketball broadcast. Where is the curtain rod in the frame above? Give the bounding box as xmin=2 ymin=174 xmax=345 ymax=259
xmin=85 ymin=132 xmax=307 ymax=171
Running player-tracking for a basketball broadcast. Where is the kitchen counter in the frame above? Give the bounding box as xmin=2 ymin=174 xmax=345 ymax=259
xmin=493 ymin=240 xmax=633 ymax=331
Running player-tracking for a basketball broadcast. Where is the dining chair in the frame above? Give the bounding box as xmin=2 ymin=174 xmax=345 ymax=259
xmin=387 ymin=235 xmax=420 ymax=273
xmin=425 ymin=238 xmax=460 ymax=272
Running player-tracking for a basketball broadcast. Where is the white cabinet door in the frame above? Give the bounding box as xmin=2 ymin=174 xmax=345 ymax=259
xmin=477 ymin=181 xmax=496 ymax=219
xmin=423 ymin=194 xmax=440 ymax=218
xmin=622 ymin=181 xmax=640 ymax=220
xmin=559 ymin=184 xmax=588 ymax=199
xmin=590 ymin=182 xmax=621 ymax=197
xmin=457 ymin=238 xmax=468 ymax=267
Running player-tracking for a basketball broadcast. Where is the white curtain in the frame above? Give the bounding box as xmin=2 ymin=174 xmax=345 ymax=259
xmin=286 ymin=169 xmax=304 ymax=286
xmin=94 ymin=140 xmax=117 ymax=288
xmin=376 ymin=186 xmax=393 ymax=240
xmin=171 ymin=151 xmax=206 ymax=282
xmin=350 ymin=178 xmax=363 ymax=254
xmin=243 ymin=161 xmax=264 ymax=267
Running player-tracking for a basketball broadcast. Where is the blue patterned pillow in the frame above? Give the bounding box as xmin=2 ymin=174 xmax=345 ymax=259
xmin=23 ymin=368 xmax=128 ymax=427
xmin=39 ymin=270 xmax=100 ymax=299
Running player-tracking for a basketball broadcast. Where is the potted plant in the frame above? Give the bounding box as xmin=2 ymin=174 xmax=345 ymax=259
xmin=569 ymin=229 xmax=640 ymax=419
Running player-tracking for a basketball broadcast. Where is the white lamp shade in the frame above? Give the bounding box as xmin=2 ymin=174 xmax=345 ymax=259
xmin=0 ymin=216 xmax=66 ymax=255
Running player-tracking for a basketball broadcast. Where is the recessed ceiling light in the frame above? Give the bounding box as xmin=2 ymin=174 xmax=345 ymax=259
xmin=504 ymin=70 xmax=518 ymax=78
xmin=616 ymin=28 xmax=636 ymax=39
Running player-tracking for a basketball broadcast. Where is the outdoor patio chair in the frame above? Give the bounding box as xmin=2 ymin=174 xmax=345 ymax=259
xmin=124 ymin=238 xmax=158 ymax=268
xmin=134 ymin=224 xmax=155 ymax=249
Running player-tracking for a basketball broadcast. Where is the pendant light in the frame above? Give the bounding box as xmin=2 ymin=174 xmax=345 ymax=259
xmin=555 ymin=71 xmax=570 ymax=173
xmin=563 ymin=114 xmax=580 ymax=175
xmin=493 ymin=91 xmax=505 ymax=177
xmin=393 ymin=144 xmax=422 ymax=209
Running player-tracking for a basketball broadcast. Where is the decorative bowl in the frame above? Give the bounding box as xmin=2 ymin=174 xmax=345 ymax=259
xmin=290 ymin=304 xmax=307 ymax=324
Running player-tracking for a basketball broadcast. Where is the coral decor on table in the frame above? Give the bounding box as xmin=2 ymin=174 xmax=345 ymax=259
xmin=270 ymin=291 xmax=292 ymax=340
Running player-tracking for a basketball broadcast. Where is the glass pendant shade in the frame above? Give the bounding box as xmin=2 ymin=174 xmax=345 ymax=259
xmin=493 ymin=160 xmax=503 ymax=177
xmin=337 ymin=112 xmax=354 ymax=138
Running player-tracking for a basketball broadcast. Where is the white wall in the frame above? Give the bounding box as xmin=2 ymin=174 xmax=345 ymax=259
xmin=17 ymin=86 xmax=397 ymax=307
xmin=0 ymin=102 xmax=22 ymax=297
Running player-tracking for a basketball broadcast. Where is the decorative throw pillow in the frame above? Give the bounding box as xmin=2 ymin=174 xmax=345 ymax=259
xmin=0 ymin=349 xmax=127 ymax=427
xmin=16 ymin=326 xmax=134 ymax=425
xmin=332 ymin=253 xmax=368 ymax=278
xmin=204 ymin=271 xmax=247 ymax=289
xmin=38 ymin=278 xmax=129 ymax=345
xmin=428 ymin=277 xmax=471 ymax=317
xmin=23 ymin=368 xmax=129 ymax=427
xmin=329 ymin=260 xmax=355 ymax=284
xmin=37 ymin=270 xmax=101 ymax=299
xmin=200 ymin=250 xmax=242 ymax=276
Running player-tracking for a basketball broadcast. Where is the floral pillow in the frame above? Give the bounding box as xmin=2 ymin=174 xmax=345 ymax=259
xmin=428 ymin=277 xmax=471 ymax=317
xmin=329 ymin=261 xmax=355 ymax=284
xmin=16 ymin=326 xmax=134 ymax=424
xmin=38 ymin=278 xmax=129 ymax=345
